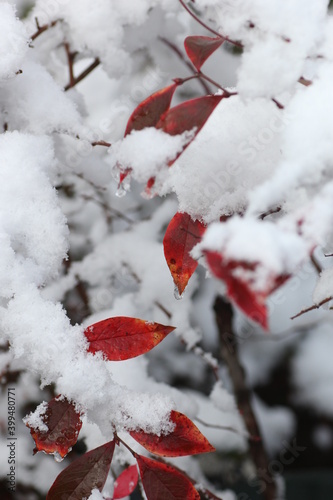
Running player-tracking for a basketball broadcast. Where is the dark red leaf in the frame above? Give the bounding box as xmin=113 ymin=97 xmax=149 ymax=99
xmin=130 ymin=410 xmax=215 ymax=457
xmin=113 ymin=464 xmax=139 ymax=499
xmin=124 ymin=83 xmax=178 ymax=136
xmin=163 ymin=212 xmax=206 ymax=296
xmin=47 ymin=440 xmax=115 ymax=500
xmin=85 ymin=317 xmax=175 ymax=361
xmin=156 ymin=95 xmax=222 ymax=137
xmin=184 ymin=36 xmax=224 ymax=71
xmin=136 ymin=455 xmax=200 ymax=500
xmin=204 ymin=251 xmax=290 ymax=330
xmin=155 ymin=95 xmax=223 ymax=168
xmin=24 ymin=396 xmax=82 ymax=459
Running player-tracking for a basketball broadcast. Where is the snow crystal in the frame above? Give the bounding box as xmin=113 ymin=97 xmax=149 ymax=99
xmin=23 ymin=401 xmax=49 ymax=433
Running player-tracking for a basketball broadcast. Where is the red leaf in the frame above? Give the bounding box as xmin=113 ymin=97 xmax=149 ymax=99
xmin=47 ymin=440 xmax=115 ymax=500
xmin=113 ymin=464 xmax=139 ymax=499
xmin=163 ymin=212 xmax=206 ymax=296
xmin=205 ymin=251 xmax=289 ymax=330
xmin=155 ymin=95 xmax=222 ymax=168
xmin=130 ymin=410 xmax=215 ymax=457
xmin=184 ymin=36 xmax=224 ymax=71
xmin=136 ymin=455 xmax=200 ymax=500
xmin=24 ymin=396 xmax=82 ymax=459
xmin=156 ymin=94 xmax=222 ymax=137
xmin=85 ymin=317 xmax=175 ymax=361
xmin=124 ymin=83 xmax=178 ymax=136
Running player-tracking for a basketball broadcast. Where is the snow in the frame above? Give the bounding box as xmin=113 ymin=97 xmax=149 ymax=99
xmin=313 ymin=268 xmax=333 ymax=304
xmin=2 ymin=0 xmax=333 ymax=497
xmin=0 ymin=3 xmax=28 ymax=81
xmin=23 ymin=401 xmax=49 ymax=433
xmin=109 ymin=127 xmax=195 ymax=185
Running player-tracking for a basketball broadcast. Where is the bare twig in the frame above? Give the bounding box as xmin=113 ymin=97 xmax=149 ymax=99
xmin=92 ymin=140 xmax=112 ymax=147
xmin=291 ymin=295 xmax=333 ymax=320
xmin=310 ymin=254 xmax=322 ymax=275
xmin=159 ymin=36 xmax=212 ymax=94
xmin=179 ymin=0 xmax=242 ymax=48
xmin=64 ymin=42 xmax=77 ymax=89
xmin=214 ymin=296 xmax=277 ymax=500
xmin=30 ymin=18 xmax=59 ymax=42
xmin=64 ymin=58 xmax=100 ymax=91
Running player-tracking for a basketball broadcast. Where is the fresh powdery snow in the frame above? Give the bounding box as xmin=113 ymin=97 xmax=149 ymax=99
xmin=2 ymin=0 xmax=333 ymax=497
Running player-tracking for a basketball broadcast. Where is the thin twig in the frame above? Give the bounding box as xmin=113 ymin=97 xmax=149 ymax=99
xmin=310 ymin=254 xmax=322 ymax=275
xmin=30 ymin=18 xmax=59 ymax=42
xmin=159 ymin=36 xmax=211 ymax=94
xmin=195 ymin=416 xmax=258 ymax=441
xmin=92 ymin=140 xmax=112 ymax=147
xmin=64 ymin=58 xmax=100 ymax=91
xmin=291 ymin=295 xmax=333 ymax=320
xmin=64 ymin=42 xmax=76 ymax=89
xmin=179 ymin=0 xmax=242 ymax=48
xmin=272 ymin=97 xmax=284 ymax=109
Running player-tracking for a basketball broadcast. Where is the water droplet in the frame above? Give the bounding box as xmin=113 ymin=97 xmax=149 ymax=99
xmin=53 ymin=451 xmax=64 ymax=463
xmin=174 ymin=285 xmax=183 ymax=300
xmin=115 ymin=183 xmax=127 ymax=198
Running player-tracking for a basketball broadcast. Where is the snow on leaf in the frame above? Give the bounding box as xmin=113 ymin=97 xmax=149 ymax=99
xmin=184 ymin=36 xmax=224 ymax=71
xmin=24 ymin=396 xmax=82 ymax=460
xmin=130 ymin=410 xmax=215 ymax=457
xmin=136 ymin=454 xmax=200 ymax=500
xmin=84 ymin=317 xmax=175 ymax=361
xmin=46 ymin=440 xmax=115 ymax=500
xmin=204 ymin=251 xmax=289 ymax=330
xmin=124 ymin=83 xmax=178 ymax=136
xmin=113 ymin=464 xmax=139 ymax=499
xmin=163 ymin=212 xmax=206 ymax=296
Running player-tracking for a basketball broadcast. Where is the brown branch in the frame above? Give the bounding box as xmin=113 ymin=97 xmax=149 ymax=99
xmin=30 ymin=18 xmax=59 ymax=42
xmin=310 ymin=254 xmax=322 ymax=275
xmin=159 ymin=36 xmax=212 ymax=94
xmin=64 ymin=58 xmax=100 ymax=91
xmin=213 ymin=296 xmax=277 ymax=500
xmin=64 ymin=42 xmax=76 ymax=89
xmin=92 ymin=140 xmax=112 ymax=147
xmin=291 ymin=295 xmax=333 ymax=320
xmin=179 ymin=0 xmax=242 ymax=48
xmin=195 ymin=416 xmax=258 ymax=441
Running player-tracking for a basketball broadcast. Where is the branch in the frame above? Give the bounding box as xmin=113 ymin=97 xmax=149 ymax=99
xmin=64 ymin=58 xmax=100 ymax=91
xmin=179 ymin=0 xmax=242 ymax=48
xmin=213 ymin=296 xmax=277 ymax=500
xmin=159 ymin=36 xmax=212 ymax=94
xmin=30 ymin=18 xmax=59 ymax=42
xmin=291 ymin=295 xmax=333 ymax=320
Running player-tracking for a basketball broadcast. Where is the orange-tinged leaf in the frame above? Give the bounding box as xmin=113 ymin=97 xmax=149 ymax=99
xmin=85 ymin=317 xmax=175 ymax=361
xmin=136 ymin=455 xmax=200 ymax=500
xmin=184 ymin=36 xmax=224 ymax=71
xmin=130 ymin=410 xmax=215 ymax=457
xmin=113 ymin=464 xmax=139 ymax=499
xmin=204 ymin=251 xmax=290 ymax=330
xmin=163 ymin=212 xmax=206 ymax=296
xmin=124 ymin=83 xmax=178 ymax=136
xmin=24 ymin=396 xmax=82 ymax=460
xmin=47 ymin=440 xmax=115 ymax=500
